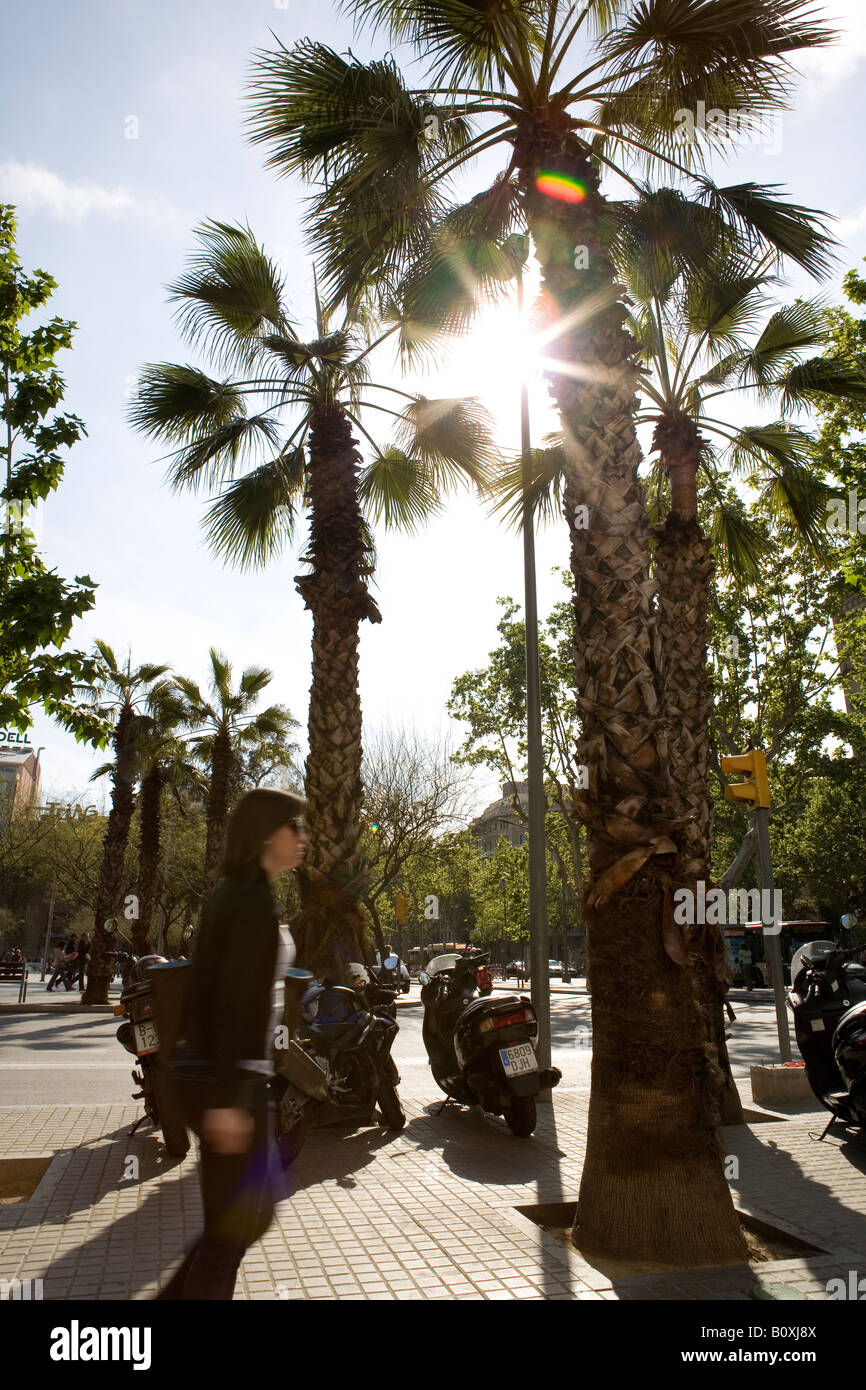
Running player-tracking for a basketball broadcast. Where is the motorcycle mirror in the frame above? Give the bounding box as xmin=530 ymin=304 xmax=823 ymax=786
xmin=383 ymin=955 xmax=400 ymax=970
xmin=418 ymin=971 xmax=430 ymax=985
xmin=841 ymin=912 xmax=857 ymax=931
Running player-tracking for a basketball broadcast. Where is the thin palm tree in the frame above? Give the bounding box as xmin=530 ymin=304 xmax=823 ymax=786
xmin=244 ymin=0 xmax=837 ymax=1263
xmin=131 ymin=228 xmax=495 ymax=977
xmin=132 ymin=688 xmax=205 ymax=954
xmin=80 ymin=643 xmax=170 ymax=1003
xmin=171 ymin=650 xmax=295 ymax=897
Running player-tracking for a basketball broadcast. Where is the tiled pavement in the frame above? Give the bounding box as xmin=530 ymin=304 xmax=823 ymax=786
xmin=1 ymin=1089 xmax=865 ymax=1301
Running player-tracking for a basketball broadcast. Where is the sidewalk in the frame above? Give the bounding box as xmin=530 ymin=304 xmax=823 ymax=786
xmin=2 ymin=1087 xmax=864 ymax=1301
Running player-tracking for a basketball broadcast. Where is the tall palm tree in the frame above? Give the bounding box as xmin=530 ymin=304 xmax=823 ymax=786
xmin=494 ymin=253 xmax=866 ymax=1120
xmin=80 ymin=643 xmax=169 ymax=1003
xmin=133 ymin=688 xmax=204 ymax=954
xmin=244 ymin=0 xmax=837 ymax=1263
xmin=131 ymin=223 xmax=495 ymax=977
xmin=171 ymin=650 xmax=294 ymax=897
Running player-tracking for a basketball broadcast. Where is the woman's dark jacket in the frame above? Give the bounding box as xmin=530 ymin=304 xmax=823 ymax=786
xmin=178 ymin=872 xmax=280 ymax=1109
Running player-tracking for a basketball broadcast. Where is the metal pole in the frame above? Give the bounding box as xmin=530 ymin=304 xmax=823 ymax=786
xmin=517 ymin=261 xmax=552 ymax=1097
xmin=40 ymin=877 xmax=56 ymax=981
xmin=754 ymin=807 xmax=792 ymax=1061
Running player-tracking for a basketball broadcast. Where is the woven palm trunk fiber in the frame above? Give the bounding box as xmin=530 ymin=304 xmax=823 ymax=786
xmin=515 ymin=124 xmax=747 ymax=1264
xmin=292 ymin=404 xmax=381 ymax=980
xmin=654 ymin=505 xmax=743 ymax=1126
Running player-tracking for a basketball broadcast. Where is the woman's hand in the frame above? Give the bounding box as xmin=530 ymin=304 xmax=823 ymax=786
xmin=202 ymin=1107 xmax=254 ymax=1155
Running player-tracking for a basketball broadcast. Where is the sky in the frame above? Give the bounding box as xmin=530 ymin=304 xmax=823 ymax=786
xmin=3 ymin=0 xmax=866 ymax=817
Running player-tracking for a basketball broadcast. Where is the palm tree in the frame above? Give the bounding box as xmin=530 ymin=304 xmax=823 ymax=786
xmin=81 ymin=643 xmax=169 ymax=1003
xmin=131 ymin=228 xmax=494 ymax=979
xmin=171 ymin=650 xmax=295 ymax=897
xmin=495 ymin=253 xmax=866 ymax=1120
xmin=133 ymin=688 xmax=204 ymax=954
xmin=244 ymin=1 xmax=837 ymax=1263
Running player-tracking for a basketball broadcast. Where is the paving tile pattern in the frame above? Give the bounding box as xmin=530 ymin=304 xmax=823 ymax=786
xmin=1 ymin=1092 xmax=864 ymax=1301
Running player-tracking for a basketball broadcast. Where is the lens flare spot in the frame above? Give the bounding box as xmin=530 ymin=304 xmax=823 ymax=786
xmin=535 ymin=171 xmax=587 ymax=204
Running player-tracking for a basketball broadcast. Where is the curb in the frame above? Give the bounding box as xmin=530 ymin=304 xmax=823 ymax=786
xmin=0 ymin=1002 xmax=117 ymax=1015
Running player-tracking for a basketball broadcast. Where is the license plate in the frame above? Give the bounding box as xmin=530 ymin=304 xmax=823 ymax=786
xmin=499 ymin=1041 xmax=536 ymax=1076
xmin=133 ymin=1019 xmax=160 ymax=1055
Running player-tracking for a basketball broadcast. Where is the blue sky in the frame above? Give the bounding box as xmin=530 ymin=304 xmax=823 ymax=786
xmin=3 ymin=1 xmax=866 ymax=813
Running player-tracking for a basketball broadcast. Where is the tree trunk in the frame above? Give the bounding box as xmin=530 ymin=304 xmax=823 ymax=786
xmin=293 ymin=403 xmax=381 ymax=980
xmin=85 ymin=705 xmax=137 ymax=1004
xmin=203 ymin=726 xmax=231 ymax=896
xmin=654 ymin=421 xmax=744 ymax=1126
xmin=515 ymin=126 xmax=746 ymax=1264
xmin=136 ymin=762 xmax=161 ymax=955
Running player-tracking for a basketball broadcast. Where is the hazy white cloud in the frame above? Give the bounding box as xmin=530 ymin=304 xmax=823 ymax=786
xmin=837 ymin=205 xmax=866 ymax=240
xmin=797 ymin=6 xmax=866 ymax=91
xmin=0 ymin=159 xmax=175 ymax=226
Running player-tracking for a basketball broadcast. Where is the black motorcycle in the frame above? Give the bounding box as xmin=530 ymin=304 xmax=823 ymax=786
xmin=114 ymin=953 xmax=190 ymax=1157
xmin=419 ymin=949 xmax=561 ymax=1137
xmin=788 ymin=940 xmax=866 ymax=1137
xmin=274 ymin=960 xmax=405 ymax=1166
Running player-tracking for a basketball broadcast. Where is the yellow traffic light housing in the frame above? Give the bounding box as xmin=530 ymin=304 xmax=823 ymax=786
xmin=395 ymin=892 xmax=409 ymax=925
xmin=721 ymin=749 xmax=770 ymax=809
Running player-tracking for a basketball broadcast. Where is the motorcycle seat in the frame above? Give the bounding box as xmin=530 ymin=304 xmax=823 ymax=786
xmin=309 ymin=1017 xmax=364 ymax=1045
xmin=460 ymin=993 xmax=522 ymax=1024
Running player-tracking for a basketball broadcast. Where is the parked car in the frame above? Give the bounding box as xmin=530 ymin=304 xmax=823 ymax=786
xmin=548 ymin=960 xmax=564 ymax=978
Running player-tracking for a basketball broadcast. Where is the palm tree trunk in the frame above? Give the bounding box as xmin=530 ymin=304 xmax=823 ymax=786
xmin=654 ymin=508 xmax=744 ymax=1125
xmin=85 ymin=705 xmax=137 ymax=1004
xmin=293 ymin=403 xmax=381 ymax=979
xmin=515 ymin=129 xmax=746 ymax=1264
xmin=136 ymin=762 xmax=162 ymax=955
xmin=203 ymin=727 xmax=231 ymax=895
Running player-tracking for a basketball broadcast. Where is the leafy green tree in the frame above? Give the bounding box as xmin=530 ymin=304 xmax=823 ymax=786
xmin=246 ymin=0 xmax=838 ymax=1262
xmin=132 ymin=220 xmax=494 ymax=979
xmin=0 ymin=205 xmax=101 ymax=740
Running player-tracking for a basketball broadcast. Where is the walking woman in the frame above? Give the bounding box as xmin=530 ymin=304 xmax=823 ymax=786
xmin=155 ymin=787 xmax=307 ymax=1300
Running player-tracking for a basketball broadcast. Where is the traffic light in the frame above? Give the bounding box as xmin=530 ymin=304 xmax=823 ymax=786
xmin=395 ymin=892 xmax=409 ymax=925
xmin=721 ymin=749 xmax=770 ymax=809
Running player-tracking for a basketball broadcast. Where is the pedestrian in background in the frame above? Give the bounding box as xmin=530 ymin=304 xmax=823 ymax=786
xmin=72 ymin=932 xmax=91 ymax=991
xmin=47 ymin=935 xmax=77 ymax=992
xmin=154 ymin=787 xmax=308 ymax=1301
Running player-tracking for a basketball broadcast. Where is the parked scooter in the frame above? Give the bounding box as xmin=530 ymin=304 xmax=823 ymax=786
xmin=274 ymin=958 xmax=405 ymax=1166
xmin=114 ymin=953 xmax=190 ymax=1157
xmin=788 ymin=940 xmax=866 ymax=1137
xmin=419 ymin=948 xmax=561 ymax=1136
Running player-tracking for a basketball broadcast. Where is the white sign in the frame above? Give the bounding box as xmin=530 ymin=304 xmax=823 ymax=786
xmin=0 ymin=730 xmax=32 ymax=747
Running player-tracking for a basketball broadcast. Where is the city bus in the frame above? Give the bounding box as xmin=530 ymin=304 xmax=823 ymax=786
xmin=723 ymin=921 xmax=841 ymax=988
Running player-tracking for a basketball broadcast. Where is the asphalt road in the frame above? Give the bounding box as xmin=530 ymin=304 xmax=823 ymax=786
xmin=0 ymin=987 xmax=785 ymax=1109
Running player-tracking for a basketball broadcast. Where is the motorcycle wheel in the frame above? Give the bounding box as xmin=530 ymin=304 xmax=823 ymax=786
xmin=377 ymin=1081 xmax=406 ymax=1131
xmin=276 ymin=1108 xmax=311 ymax=1167
xmin=504 ymin=1095 xmax=536 ymax=1137
xmin=148 ymin=1061 xmax=190 ymax=1157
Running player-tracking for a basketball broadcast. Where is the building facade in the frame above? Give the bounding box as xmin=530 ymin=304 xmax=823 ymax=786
xmin=470 ymin=780 xmax=529 ymax=857
xmin=0 ymin=734 xmax=42 ymax=821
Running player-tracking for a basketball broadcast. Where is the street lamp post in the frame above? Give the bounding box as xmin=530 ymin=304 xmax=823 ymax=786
xmin=517 ymin=256 xmax=552 ymax=1099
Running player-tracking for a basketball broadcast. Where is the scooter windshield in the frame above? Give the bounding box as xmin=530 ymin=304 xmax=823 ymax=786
xmin=790 ymin=940 xmax=836 ymax=986
xmin=426 ymin=954 xmax=461 ymax=977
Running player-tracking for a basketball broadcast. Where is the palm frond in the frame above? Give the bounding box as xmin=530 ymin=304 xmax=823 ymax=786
xmin=129 ymin=364 xmax=248 ymax=444
xmin=358 ymin=448 xmax=444 ymax=532
xmin=396 ymin=396 xmax=499 ymax=490
xmin=168 ymin=220 xmax=288 ymax=372
xmin=694 ymin=183 xmax=836 ymax=279
xmin=708 ymin=500 xmax=771 ymax=580
xmin=487 ymin=443 xmax=567 ymax=532
xmin=780 ymin=356 xmax=866 ymax=413
xmin=164 ymin=414 xmax=284 ymax=495
xmin=199 ymin=449 xmax=306 ymax=568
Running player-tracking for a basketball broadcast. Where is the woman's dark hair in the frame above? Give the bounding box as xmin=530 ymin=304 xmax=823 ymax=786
xmin=221 ymin=788 xmax=308 ymax=881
